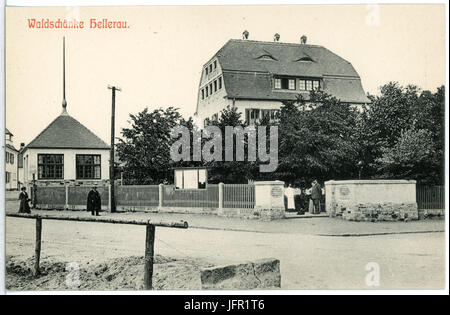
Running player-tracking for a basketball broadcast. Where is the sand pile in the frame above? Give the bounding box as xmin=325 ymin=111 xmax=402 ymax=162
xmin=6 ymin=255 xmax=213 ymax=291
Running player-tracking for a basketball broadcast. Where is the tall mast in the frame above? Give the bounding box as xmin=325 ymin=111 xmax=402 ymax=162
xmin=62 ymin=36 xmax=67 ymax=114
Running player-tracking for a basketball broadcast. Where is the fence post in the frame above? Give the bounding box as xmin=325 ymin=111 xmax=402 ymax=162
xmin=159 ymin=184 xmax=164 ymax=209
xmin=219 ymin=182 xmax=224 ymax=210
xmin=144 ymin=224 xmax=155 ymax=290
xmin=34 ymin=218 xmax=42 ymax=276
xmin=65 ymin=184 xmax=69 ymax=210
xmin=108 ymin=184 xmax=112 ymax=212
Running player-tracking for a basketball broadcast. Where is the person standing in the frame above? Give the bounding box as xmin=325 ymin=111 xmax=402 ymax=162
xmin=18 ymin=186 xmax=31 ymax=214
xmin=285 ymin=184 xmax=296 ymax=211
xmin=87 ymin=186 xmax=101 ymax=216
xmin=311 ymin=180 xmax=322 ymax=214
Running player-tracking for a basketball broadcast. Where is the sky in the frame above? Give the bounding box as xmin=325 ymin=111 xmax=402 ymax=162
xmin=5 ymin=4 xmax=446 ymax=147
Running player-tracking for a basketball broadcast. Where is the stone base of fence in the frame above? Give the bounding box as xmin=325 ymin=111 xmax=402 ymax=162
xmin=334 ymin=202 xmax=419 ymax=222
xmin=36 ymin=204 xmax=110 ymax=211
xmin=419 ymin=208 xmax=445 ymax=219
xmin=218 ymin=207 xmax=285 ymax=220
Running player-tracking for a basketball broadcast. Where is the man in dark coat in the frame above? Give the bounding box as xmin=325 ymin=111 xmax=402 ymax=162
xmin=310 ymin=180 xmax=322 ymax=214
xmin=18 ymin=186 xmax=31 ymax=214
xmin=87 ymin=186 xmax=101 ymax=216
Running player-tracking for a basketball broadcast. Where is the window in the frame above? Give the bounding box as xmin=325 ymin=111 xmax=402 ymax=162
xmin=10 ymin=153 xmax=14 ymax=164
xmin=246 ymin=109 xmax=261 ymax=125
xmin=288 ymin=79 xmax=296 ymax=90
xmin=5 ymin=152 xmax=9 ymax=163
xmin=274 ymin=78 xmax=281 ymax=89
xmin=313 ymin=80 xmax=320 ymax=90
xmin=205 ymin=67 xmax=209 ymax=75
xmin=214 ymin=80 xmax=217 ymax=92
xmin=209 ymin=64 xmax=213 ymax=73
xmin=299 ymin=80 xmax=306 ymax=90
xmin=213 ymin=60 xmax=217 ymax=69
xmin=209 ymin=83 xmax=213 ymax=95
xmin=38 ymin=154 xmax=64 ymax=179
xmin=218 ymin=77 xmax=222 ymax=89
xmin=201 ymin=89 xmax=205 ymax=100
xmin=306 ymin=80 xmax=313 ymax=91
xmin=206 ymin=86 xmax=209 ymax=97
xmin=275 ymin=77 xmax=296 ymax=90
xmin=175 ymin=168 xmax=207 ymax=189
xmin=76 ymin=155 xmax=101 ymax=179
xmin=5 ymin=171 xmax=10 ymax=183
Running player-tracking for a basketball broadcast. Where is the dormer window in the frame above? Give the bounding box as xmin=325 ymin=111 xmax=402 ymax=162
xmin=257 ymin=54 xmax=277 ymax=61
xmin=274 ymin=77 xmax=296 ymax=90
xmin=295 ymin=55 xmax=315 ymax=62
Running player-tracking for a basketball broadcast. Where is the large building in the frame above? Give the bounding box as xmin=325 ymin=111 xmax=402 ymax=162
xmin=21 ymin=38 xmax=110 ymax=186
xmin=195 ymin=35 xmax=369 ymax=127
xmin=5 ymin=128 xmax=19 ymax=190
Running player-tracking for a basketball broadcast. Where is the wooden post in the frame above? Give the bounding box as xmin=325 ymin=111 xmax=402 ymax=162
xmin=34 ymin=218 xmax=42 ymax=276
xmin=108 ymin=85 xmax=121 ymax=213
xmin=144 ymin=224 xmax=155 ymax=290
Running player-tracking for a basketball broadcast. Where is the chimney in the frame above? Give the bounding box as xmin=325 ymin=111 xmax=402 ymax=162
xmin=300 ymin=35 xmax=307 ymax=44
xmin=273 ymin=33 xmax=280 ymax=42
xmin=242 ymin=30 xmax=249 ymax=40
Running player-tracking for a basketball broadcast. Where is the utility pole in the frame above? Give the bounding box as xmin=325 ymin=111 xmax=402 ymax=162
xmin=108 ymin=85 xmax=121 ymax=213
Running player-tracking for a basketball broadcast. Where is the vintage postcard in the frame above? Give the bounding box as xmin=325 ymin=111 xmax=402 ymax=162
xmin=1 ymin=1 xmax=448 ymax=298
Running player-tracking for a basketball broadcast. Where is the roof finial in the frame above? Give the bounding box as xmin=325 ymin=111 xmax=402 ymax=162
xmin=61 ymin=36 xmax=68 ymax=115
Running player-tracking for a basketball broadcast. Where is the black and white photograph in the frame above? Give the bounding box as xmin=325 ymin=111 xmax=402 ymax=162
xmin=0 ymin=0 xmax=448 ymax=297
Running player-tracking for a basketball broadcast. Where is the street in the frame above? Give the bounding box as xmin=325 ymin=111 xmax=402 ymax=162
xmin=5 ymin=214 xmax=446 ymax=290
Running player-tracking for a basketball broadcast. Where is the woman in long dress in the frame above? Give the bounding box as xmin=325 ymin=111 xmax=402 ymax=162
xmin=285 ymin=184 xmax=295 ymax=211
xmin=18 ymin=187 xmax=31 ymax=214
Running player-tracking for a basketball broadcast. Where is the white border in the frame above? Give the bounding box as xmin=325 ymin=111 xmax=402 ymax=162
xmin=1 ymin=0 xmax=448 ymax=296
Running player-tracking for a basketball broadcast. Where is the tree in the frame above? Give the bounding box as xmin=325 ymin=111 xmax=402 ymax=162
xmin=358 ymin=83 xmax=445 ymax=184
xmin=375 ymin=128 xmax=436 ymax=182
xmin=206 ymin=106 xmax=258 ymax=183
xmin=116 ymin=107 xmax=193 ymax=184
xmin=276 ymin=91 xmax=360 ymax=187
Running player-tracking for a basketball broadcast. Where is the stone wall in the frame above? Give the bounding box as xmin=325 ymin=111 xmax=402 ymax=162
xmin=325 ymin=180 xmax=418 ymax=222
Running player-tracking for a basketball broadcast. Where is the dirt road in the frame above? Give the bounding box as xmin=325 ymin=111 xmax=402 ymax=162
xmin=5 ymin=216 xmax=446 ymax=290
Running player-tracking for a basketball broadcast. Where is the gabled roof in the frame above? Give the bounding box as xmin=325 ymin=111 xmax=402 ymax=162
xmin=5 ymin=143 xmax=18 ymax=152
xmin=215 ymin=39 xmax=360 ymax=78
xmin=25 ymin=114 xmax=110 ymax=151
xmin=207 ymin=39 xmax=370 ymax=104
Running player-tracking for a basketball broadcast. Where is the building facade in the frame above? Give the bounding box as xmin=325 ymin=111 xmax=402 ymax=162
xmin=5 ymin=128 xmax=19 ymax=190
xmin=195 ymin=36 xmax=370 ymax=127
xmin=22 ymin=110 xmax=110 ymax=186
